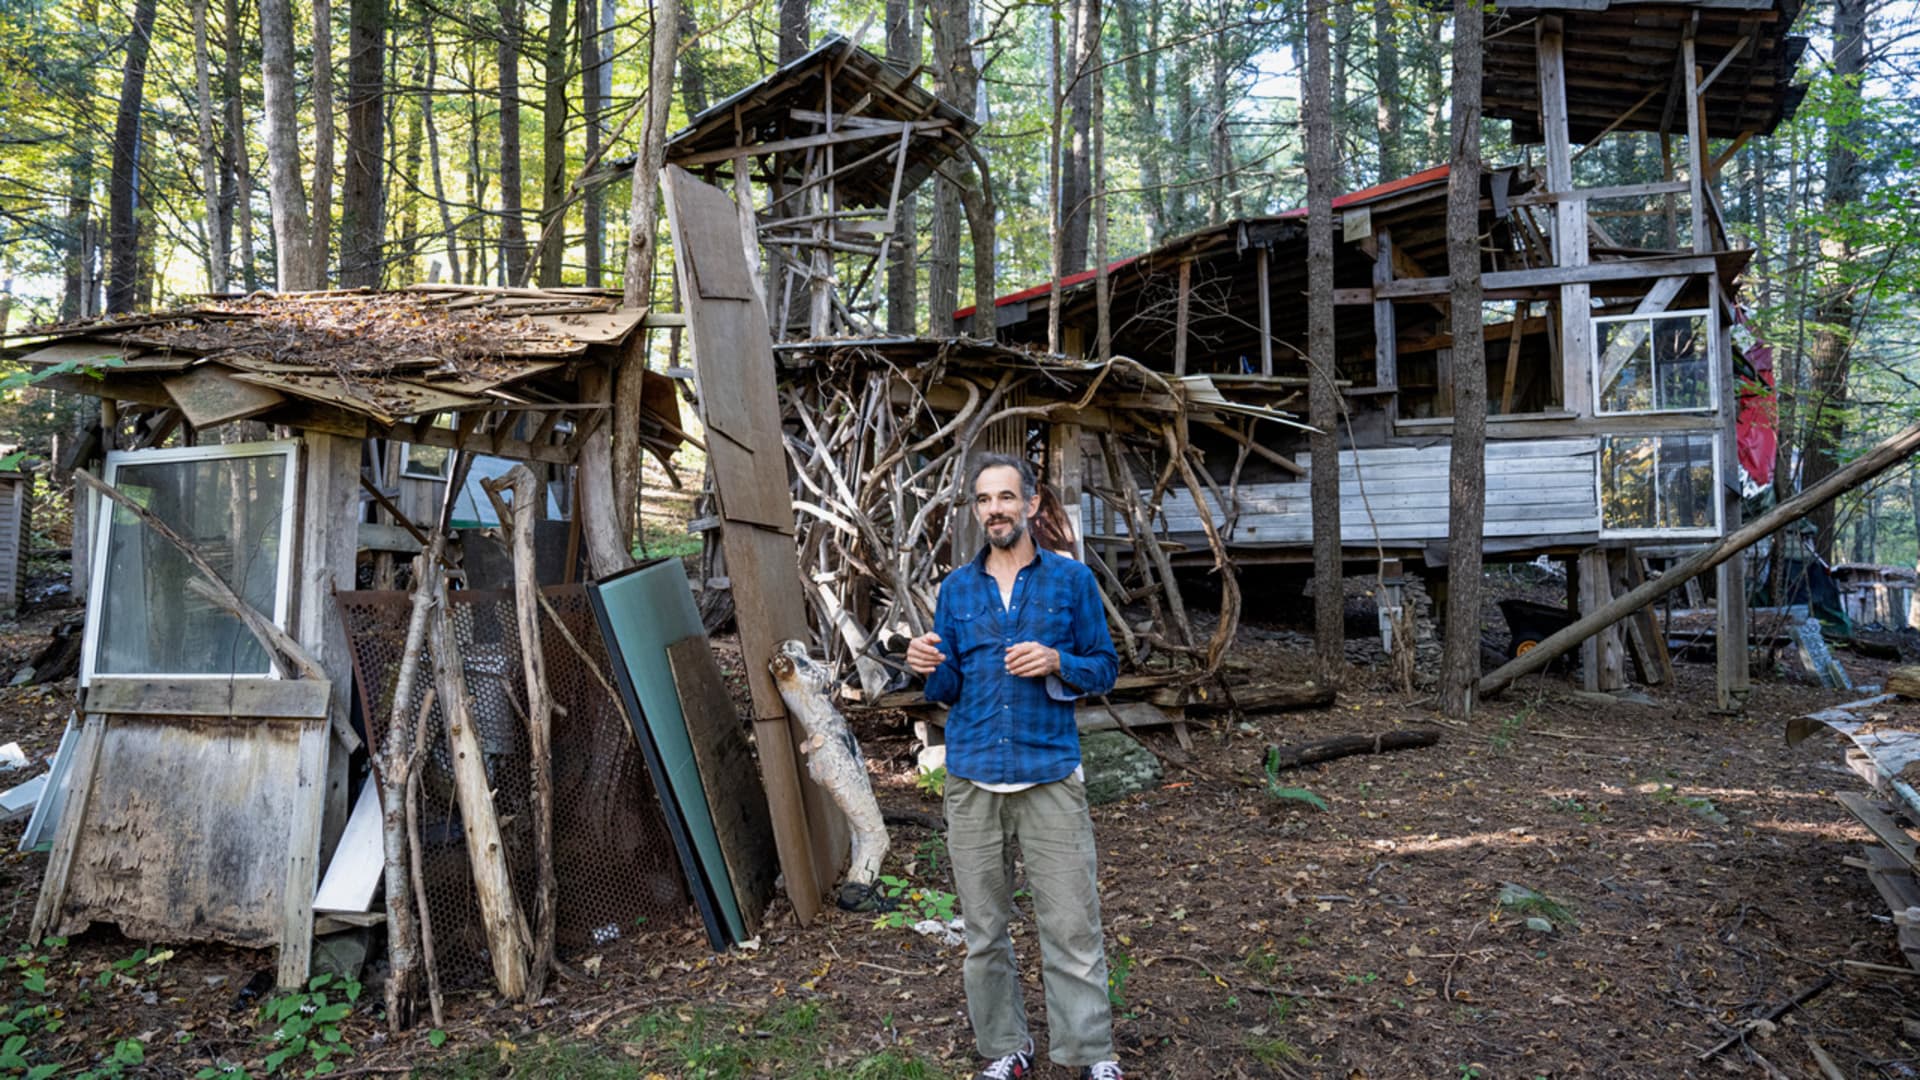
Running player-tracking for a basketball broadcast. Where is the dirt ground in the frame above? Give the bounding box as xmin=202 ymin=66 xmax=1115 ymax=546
xmin=0 ymin=574 xmax=1917 ymax=1079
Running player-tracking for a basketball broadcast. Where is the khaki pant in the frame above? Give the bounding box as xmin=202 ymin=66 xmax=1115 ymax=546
xmin=944 ymin=773 xmax=1114 ymax=1067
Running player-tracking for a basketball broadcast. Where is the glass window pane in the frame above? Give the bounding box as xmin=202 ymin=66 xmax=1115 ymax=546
xmin=1654 ymin=316 xmax=1711 ymax=410
xmin=1597 ymin=321 xmax=1655 ymax=413
xmin=94 ymin=452 xmax=290 ymax=676
xmin=1657 ymin=433 xmax=1716 ymax=530
xmin=1600 ymin=435 xmax=1657 ymax=530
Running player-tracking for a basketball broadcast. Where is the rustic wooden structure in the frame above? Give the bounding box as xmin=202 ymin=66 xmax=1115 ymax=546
xmin=0 ymin=469 xmax=29 ymax=615
xmin=3 ymin=286 xmax=688 ymax=986
xmin=664 ymin=34 xmax=979 ymax=340
xmin=972 ymin=0 xmax=1807 ymax=708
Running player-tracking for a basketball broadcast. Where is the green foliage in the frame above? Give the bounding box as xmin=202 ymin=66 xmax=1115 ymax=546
xmin=1489 ymin=703 xmax=1535 ymax=754
xmin=1262 ymin=749 xmax=1328 ymax=811
xmin=1497 ymin=882 xmax=1577 ymax=931
xmin=869 ymin=875 xmax=958 ymax=930
xmin=913 ymin=765 xmax=947 ymax=799
xmin=195 ymin=974 xmax=362 ymax=1079
xmin=1106 ymin=945 xmax=1135 ymax=1011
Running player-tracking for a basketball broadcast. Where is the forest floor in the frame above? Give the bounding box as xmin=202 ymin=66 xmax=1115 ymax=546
xmin=0 ymin=569 xmax=1916 ymax=1079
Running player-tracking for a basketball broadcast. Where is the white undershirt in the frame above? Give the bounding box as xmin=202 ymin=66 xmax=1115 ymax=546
xmin=970 ymin=574 xmax=1083 ymax=794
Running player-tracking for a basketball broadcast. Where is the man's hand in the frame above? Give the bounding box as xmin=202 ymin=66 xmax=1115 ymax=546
xmin=1004 ymin=641 xmax=1060 ymax=679
xmin=906 ymin=632 xmax=947 ymax=675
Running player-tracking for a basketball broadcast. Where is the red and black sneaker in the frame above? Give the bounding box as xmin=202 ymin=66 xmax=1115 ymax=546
xmin=974 ymin=1045 xmax=1034 ymax=1079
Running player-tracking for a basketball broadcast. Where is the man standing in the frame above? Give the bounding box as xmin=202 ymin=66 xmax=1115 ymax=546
xmin=907 ymin=453 xmax=1124 ymax=1080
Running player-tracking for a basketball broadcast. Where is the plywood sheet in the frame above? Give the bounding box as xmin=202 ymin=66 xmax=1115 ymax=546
xmin=668 ymin=172 xmax=758 ymax=301
xmin=51 ymin=717 xmax=315 ymax=948
xmin=162 ymin=365 xmax=288 ymax=427
xmin=526 ymin=308 xmax=648 ymax=344
xmin=666 ymin=635 xmax=775 ymax=937
xmin=312 ymin=776 xmax=381 ymax=913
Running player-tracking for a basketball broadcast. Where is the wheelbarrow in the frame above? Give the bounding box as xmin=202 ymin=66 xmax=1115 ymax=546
xmin=1498 ymin=598 xmax=1578 ymax=661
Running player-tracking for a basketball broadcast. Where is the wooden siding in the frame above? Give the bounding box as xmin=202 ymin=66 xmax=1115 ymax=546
xmin=1106 ymin=439 xmax=1600 ymax=546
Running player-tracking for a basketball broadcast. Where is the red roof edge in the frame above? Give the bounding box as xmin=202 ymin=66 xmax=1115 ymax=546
xmin=954 ymin=164 xmax=1454 ymax=320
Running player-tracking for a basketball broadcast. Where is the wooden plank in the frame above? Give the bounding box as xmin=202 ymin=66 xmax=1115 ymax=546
xmin=1861 ymin=845 xmax=1920 ymax=971
xmin=666 ymin=635 xmax=777 ymax=938
xmin=1578 ymin=548 xmax=1625 ymax=691
xmin=663 ymin=166 xmax=838 ymax=923
xmin=1256 ymin=247 xmax=1274 ymax=377
xmin=312 ymin=775 xmax=382 ymax=913
xmin=298 ymin=432 xmax=363 ymax=865
xmin=1839 ymin=793 xmax=1920 ymax=872
xmin=279 ymin=719 xmax=330 ymax=987
xmin=17 ymin=340 xmax=154 ymax=369
xmin=28 ymin=715 xmax=106 ymax=943
xmin=1374 ymin=254 xmax=1719 ymax=300
xmin=357 ymin=520 xmax=424 ymax=554
xmin=1372 ymin=230 xmax=1397 ymax=401
xmin=161 ymin=365 xmax=288 ymax=428
xmin=86 ymin=677 xmax=332 ymax=719
xmin=1508 ymin=180 xmax=1693 ymax=207
xmin=1173 ymin=258 xmax=1192 ymax=376
xmin=672 ymin=119 xmax=948 ymax=168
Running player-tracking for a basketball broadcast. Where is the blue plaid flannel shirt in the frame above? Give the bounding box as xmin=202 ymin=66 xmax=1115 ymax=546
xmin=923 ymin=545 xmax=1118 ymax=785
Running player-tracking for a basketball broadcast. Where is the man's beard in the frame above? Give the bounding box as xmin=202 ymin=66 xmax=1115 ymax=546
xmin=985 ymin=516 xmax=1027 ymax=550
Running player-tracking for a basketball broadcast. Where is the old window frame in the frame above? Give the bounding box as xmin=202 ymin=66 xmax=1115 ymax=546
xmin=1595 ymin=430 xmax=1723 ymax=540
xmin=80 ymin=440 xmax=301 ymax=685
xmin=1591 ymin=308 xmax=1718 ymax=417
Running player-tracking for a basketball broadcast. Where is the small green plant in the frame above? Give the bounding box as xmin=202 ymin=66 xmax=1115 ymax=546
xmin=1498 ymin=882 xmax=1577 ymax=931
xmin=1458 ymin=1064 xmax=1486 ymax=1080
xmin=1242 ymin=941 xmax=1280 ymax=978
xmin=1263 ymin=750 xmax=1328 ymax=811
xmin=201 ymin=973 xmax=361 ymax=1078
xmin=914 ymin=766 xmax=947 ymax=799
xmin=912 ymin=834 xmax=947 ymax=876
xmin=1106 ymin=946 xmax=1135 ymax=1012
xmin=870 ymin=876 xmax=958 ymax=929
xmin=1247 ymin=1035 xmax=1301 ymax=1067
xmin=1343 ymin=970 xmax=1380 ymax=986
xmin=74 ymin=1038 xmax=146 ymax=1079
xmin=1490 ymin=704 xmax=1536 ymax=753
xmin=1647 ymin=782 xmax=1729 ymax=825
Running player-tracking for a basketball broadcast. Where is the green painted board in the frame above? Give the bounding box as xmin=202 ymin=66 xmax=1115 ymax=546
xmin=587 ymin=559 xmax=747 ymax=945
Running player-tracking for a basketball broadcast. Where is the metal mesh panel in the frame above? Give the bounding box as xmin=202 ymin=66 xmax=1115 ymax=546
xmin=338 ymin=586 xmax=690 ymax=991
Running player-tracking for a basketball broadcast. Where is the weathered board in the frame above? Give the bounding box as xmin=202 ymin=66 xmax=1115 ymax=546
xmin=162 ymin=365 xmax=288 ymax=427
xmin=666 ymin=635 xmax=777 ymax=938
xmin=1123 ymin=439 xmax=1601 ymax=545
xmin=663 ymin=164 xmax=848 ymax=923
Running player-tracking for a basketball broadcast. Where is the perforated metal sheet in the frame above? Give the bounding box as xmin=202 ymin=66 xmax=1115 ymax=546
xmin=338 ymin=587 xmax=690 ymax=990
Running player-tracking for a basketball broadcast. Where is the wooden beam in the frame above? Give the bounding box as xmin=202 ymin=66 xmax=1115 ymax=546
xmin=1199 ymin=420 xmax=1305 ymax=476
xmin=1683 ymin=29 xmax=1709 ymax=255
xmin=673 ymin=119 xmax=948 ymax=168
xmin=1374 ymin=254 xmax=1720 ymax=300
xmin=1173 ymin=258 xmax=1193 ymax=376
xmin=1372 ymin=230 xmax=1397 ymax=401
xmin=1507 ymin=180 xmax=1691 ymax=207
xmin=1256 ymin=247 xmax=1273 ymax=377
xmin=1694 ymin=34 xmax=1753 ymax=98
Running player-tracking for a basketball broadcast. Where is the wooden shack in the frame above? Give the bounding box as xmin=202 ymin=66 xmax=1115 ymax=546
xmin=0 ymin=469 xmax=29 ymax=615
xmin=968 ymin=0 xmax=1807 ymax=707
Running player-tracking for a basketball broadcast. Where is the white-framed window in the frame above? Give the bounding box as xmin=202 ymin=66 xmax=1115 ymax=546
xmin=1597 ymin=432 xmax=1721 ymax=538
xmin=81 ymin=440 xmax=300 ymax=684
xmin=1593 ymin=309 xmax=1716 ymax=416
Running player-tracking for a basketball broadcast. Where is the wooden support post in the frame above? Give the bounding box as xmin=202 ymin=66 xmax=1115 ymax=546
xmin=1499 ymin=301 xmax=1527 ymax=415
xmin=1578 ymin=548 xmax=1624 ymax=691
xmin=1256 ymin=246 xmax=1274 ymax=376
xmin=1537 ymin=18 xmax=1592 ymax=417
xmin=296 ymin=431 xmax=363 ymax=878
xmin=1683 ymin=31 xmax=1709 ymax=255
xmin=1047 ymin=421 xmax=1086 ymax=561
xmin=575 ymin=366 xmax=636 ymax=578
xmin=1173 ymin=257 xmax=1193 ymax=376
xmin=1372 ymin=229 xmax=1397 ymax=416
xmin=1716 ymin=550 xmax=1750 ymax=708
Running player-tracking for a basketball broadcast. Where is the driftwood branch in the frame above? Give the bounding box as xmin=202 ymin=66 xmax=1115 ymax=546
xmin=1697 ymin=976 xmax=1834 ymax=1062
xmin=1264 ymin=729 xmax=1441 ymax=771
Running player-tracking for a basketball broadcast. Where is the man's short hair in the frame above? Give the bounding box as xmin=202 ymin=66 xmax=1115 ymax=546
xmin=969 ymin=452 xmax=1037 ymax=500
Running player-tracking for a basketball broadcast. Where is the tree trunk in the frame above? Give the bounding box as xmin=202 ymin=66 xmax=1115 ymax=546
xmin=396 ymin=54 xmax=426 ymax=284
xmin=580 ymin=0 xmax=606 ymax=286
xmin=105 ymin=0 xmax=159 ymax=313
xmin=1802 ymin=0 xmax=1866 ymax=562
xmin=193 ymin=0 xmax=229 ymax=294
xmin=884 ymin=0 xmax=917 ymax=332
xmin=677 ymin=3 xmax=709 ymax=114
xmin=1058 ymin=0 xmax=1095 ymax=276
xmin=1206 ymin=26 xmax=1232 ymax=223
xmin=1439 ymin=0 xmax=1486 ymax=719
xmin=495 ymin=467 xmax=556 ymax=1000
xmin=1115 ymin=0 xmax=1163 ymax=247
xmin=61 ymin=157 xmax=91 ymax=321
xmin=224 ymin=0 xmax=257 ymax=291
xmin=261 ymin=0 xmax=315 ymax=289
xmin=310 ymin=0 xmax=337 ymax=285
xmin=498 ymin=0 xmax=530 ymax=286
xmin=1373 ymin=0 xmax=1400 ymax=183
xmin=620 ymin=0 xmax=679 ymax=307
xmin=1908 ymin=465 xmax=1920 ymax=561
xmin=422 ymin=34 xmax=464 ymax=284
xmin=778 ymin=0 xmax=808 ymax=62
xmin=340 ymin=0 xmax=385 ymax=288
xmin=536 ymin=0 xmax=569 ymax=287
xmin=927 ymin=0 xmax=976 ymax=334
xmin=1306 ymin=0 xmax=1341 ymax=679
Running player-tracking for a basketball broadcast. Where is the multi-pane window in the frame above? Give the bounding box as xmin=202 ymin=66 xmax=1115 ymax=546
xmin=82 ymin=442 xmax=299 ymax=682
xmin=1594 ymin=311 xmax=1714 ymax=415
xmin=1598 ymin=433 xmax=1719 ymax=536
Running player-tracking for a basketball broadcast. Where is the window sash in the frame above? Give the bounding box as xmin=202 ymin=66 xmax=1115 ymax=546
xmin=1597 ymin=432 xmax=1722 ymax=539
xmin=1592 ymin=308 xmax=1717 ymax=417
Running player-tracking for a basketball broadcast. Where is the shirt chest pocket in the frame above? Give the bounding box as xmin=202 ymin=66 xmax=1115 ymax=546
xmin=949 ymin=604 xmax=996 ymax=654
xmin=1028 ymin=599 xmax=1074 ymax=645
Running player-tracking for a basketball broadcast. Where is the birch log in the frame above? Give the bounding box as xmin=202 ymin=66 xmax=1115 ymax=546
xmin=428 ymin=579 xmax=531 ymax=1000
xmin=487 ymin=465 xmax=556 ymax=1001
xmin=769 ymin=640 xmax=888 ymax=900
